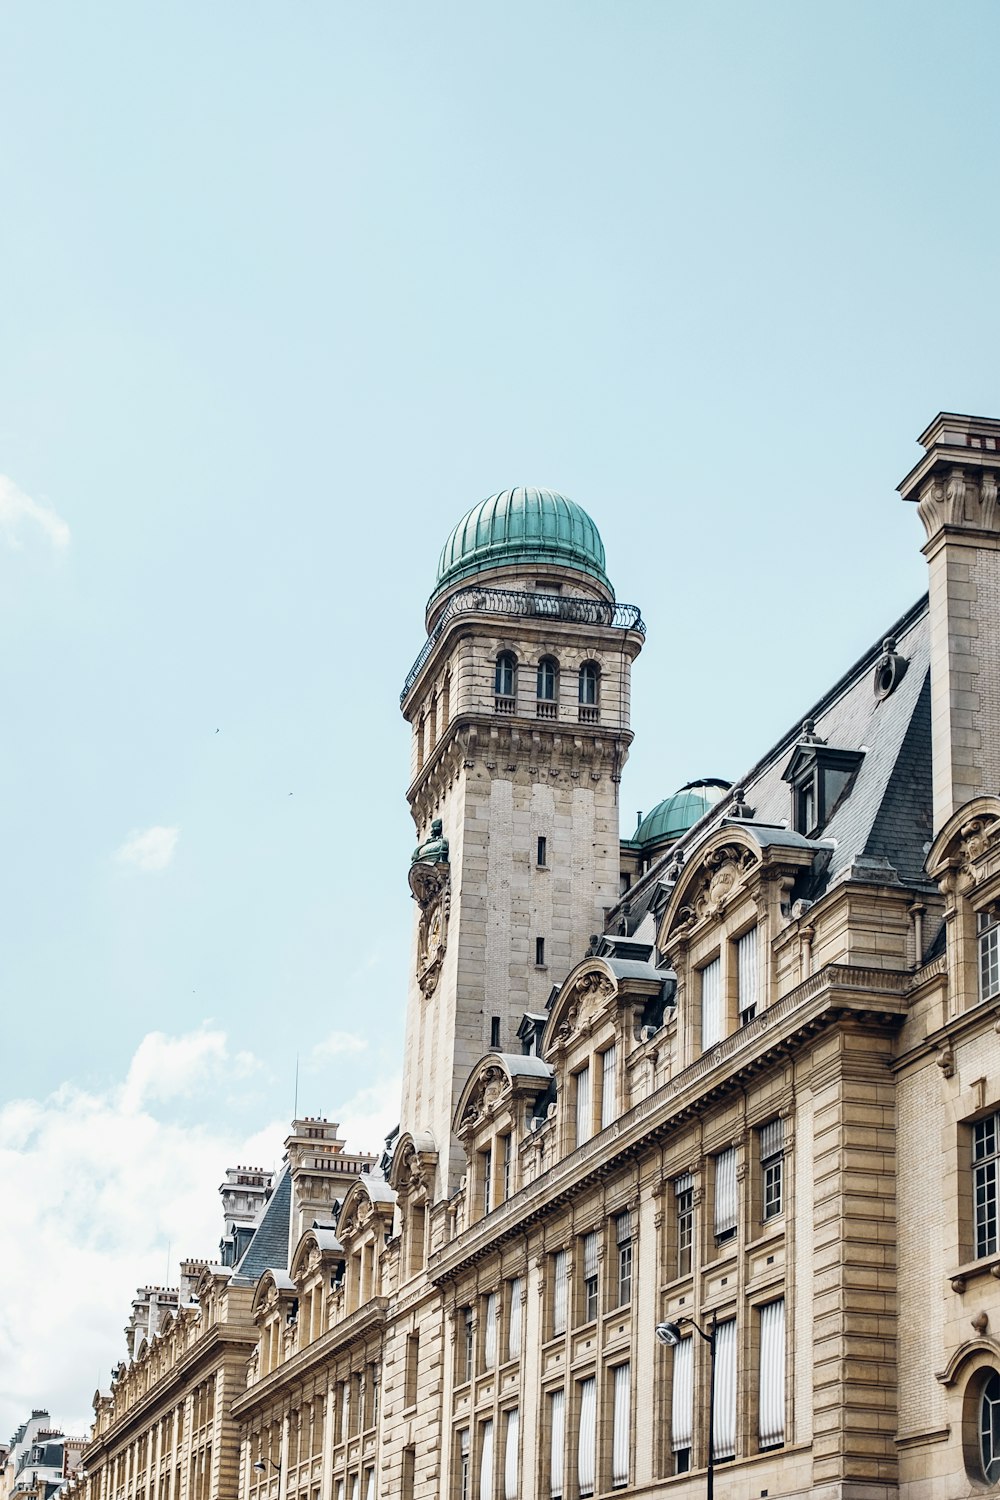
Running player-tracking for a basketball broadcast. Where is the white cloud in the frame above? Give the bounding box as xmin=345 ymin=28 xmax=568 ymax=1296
xmin=115 ymin=825 xmax=179 ymax=872
xmin=0 ymin=1029 xmax=283 ymax=1441
xmin=310 ymin=1029 xmax=368 ymax=1063
xmin=0 ymin=474 xmax=70 ymax=549
xmin=335 ymin=1073 xmax=401 ymax=1159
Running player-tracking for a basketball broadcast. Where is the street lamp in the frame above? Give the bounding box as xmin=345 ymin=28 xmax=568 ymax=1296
xmin=253 ymin=1460 xmax=280 ymax=1475
xmin=655 ymin=1312 xmax=718 ymax=1500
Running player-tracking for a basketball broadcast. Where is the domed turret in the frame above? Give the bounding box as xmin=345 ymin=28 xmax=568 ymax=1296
xmin=630 ymin=778 xmax=730 ymax=851
xmin=430 ymin=487 xmax=612 ymax=608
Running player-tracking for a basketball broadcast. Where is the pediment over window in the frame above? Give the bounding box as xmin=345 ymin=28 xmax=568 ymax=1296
xmin=936 ymin=1334 xmax=1000 ymax=1386
xmin=454 ymin=1052 xmax=553 ymax=1138
xmin=289 ymin=1224 xmax=344 ymax=1283
xmin=250 ymin=1268 xmax=297 ymax=1320
xmin=388 ymin=1129 xmax=438 ymax=1198
xmin=659 ymin=823 xmax=820 ymax=950
xmin=926 ymin=797 xmax=1000 ymax=895
xmin=336 ymin=1172 xmax=397 ymax=1245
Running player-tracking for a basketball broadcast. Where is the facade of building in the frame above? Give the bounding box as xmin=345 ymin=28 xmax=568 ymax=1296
xmin=80 ymin=420 xmax=1000 ymax=1498
xmin=3 ymin=1413 xmax=86 ymax=1500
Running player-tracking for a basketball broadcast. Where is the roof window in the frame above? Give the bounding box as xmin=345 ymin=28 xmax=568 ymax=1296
xmin=781 ymin=723 xmax=863 ymax=837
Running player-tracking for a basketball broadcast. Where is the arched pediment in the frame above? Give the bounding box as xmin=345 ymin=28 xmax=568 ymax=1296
xmin=336 ymin=1172 xmax=397 ymax=1244
xmin=388 ymin=1129 xmax=438 ymax=1196
xmin=250 ymin=1267 xmax=297 ymax=1319
xmin=541 ymin=962 xmax=620 ymax=1062
xmin=289 ymin=1224 xmax=344 ymax=1283
xmin=936 ymin=1334 xmax=1000 ymax=1386
xmin=454 ymin=1051 xmax=553 ymax=1137
xmin=926 ymin=796 xmax=1000 ymax=890
xmin=659 ymin=823 xmax=818 ymax=948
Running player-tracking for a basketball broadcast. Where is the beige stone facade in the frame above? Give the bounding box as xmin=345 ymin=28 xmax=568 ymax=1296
xmin=76 ymin=431 xmax=1000 ymax=1499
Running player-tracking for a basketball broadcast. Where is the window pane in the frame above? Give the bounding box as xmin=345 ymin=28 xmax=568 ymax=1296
xmin=701 ymin=959 xmax=723 ymax=1050
xmin=548 ymin=1391 xmax=564 ymax=1500
xmin=611 ymin=1365 xmax=630 ymax=1487
xmin=714 ymin=1148 xmax=737 ymax=1239
xmin=670 ymin=1339 xmax=693 ymax=1452
xmin=577 ymin=1379 xmax=596 ymax=1498
xmin=737 ymin=926 xmax=758 ymax=1016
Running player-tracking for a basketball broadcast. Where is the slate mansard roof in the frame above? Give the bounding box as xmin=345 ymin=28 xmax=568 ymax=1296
xmin=616 ymin=594 xmax=933 ymax=939
xmin=231 ymin=1168 xmax=293 ymax=1282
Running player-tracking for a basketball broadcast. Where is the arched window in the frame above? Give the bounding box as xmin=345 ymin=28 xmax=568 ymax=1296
xmin=579 ymin=661 xmax=600 ymax=706
xmin=982 ymin=1371 xmax=1000 ymax=1483
xmin=537 ymin=657 xmax=558 ymax=702
xmin=495 ymin=653 xmax=517 ymax=708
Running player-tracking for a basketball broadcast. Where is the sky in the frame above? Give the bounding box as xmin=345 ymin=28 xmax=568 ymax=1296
xmin=1 ymin=0 xmax=999 ymax=1438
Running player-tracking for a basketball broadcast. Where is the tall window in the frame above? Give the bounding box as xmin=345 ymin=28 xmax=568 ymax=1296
xmin=479 ymin=1419 xmax=494 ymax=1500
xmin=981 ymin=910 xmax=1000 ymax=1003
xmin=495 ymin=654 xmax=516 ymax=702
xmin=675 ymin=1174 xmax=694 ymax=1276
xmin=670 ymin=1338 xmax=693 ymax=1473
xmin=615 ymin=1211 xmax=634 ymax=1306
xmin=575 ymin=1065 xmax=592 ymax=1146
xmin=981 ymin=1372 xmax=1000 ymax=1483
xmin=737 ymin=925 xmax=758 ymax=1023
xmin=548 ymin=1390 xmax=565 ymax=1500
xmin=507 ymin=1278 xmax=522 ymax=1359
xmin=975 ymin=1114 xmax=1000 ymax=1258
xmin=581 ymin=1232 xmax=599 ymax=1323
xmin=577 ymin=1378 xmax=596 ymax=1500
xmin=578 ymin=662 xmax=600 ymax=706
xmin=482 ymin=1147 xmax=493 ymax=1216
xmin=483 ymin=1292 xmax=499 ymax=1369
xmin=501 ymin=1134 xmax=513 ymax=1202
xmin=537 ymin=657 xmax=558 ymax=701
xmin=404 ymin=1333 xmax=419 ymax=1408
xmin=460 ymin=1307 xmax=474 ymax=1383
xmin=611 ymin=1364 xmax=630 ymax=1488
xmin=600 ymin=1045 xmax=617 ymax=1128
xmin=714 ymin=1148 xmax=738 ymax=1245
xmin=503 ymin=1410 xmax=519 ymax=1500
xmin=712 ymin=1319 xmax=737 ymax=1461
xmin=700 ymin=957 xmax=723 ymax=1050
xmin=760 ymin=1119 xmax=784 ymax=1221
xmin=552 ymin=1251 xmax=568 ymax=1335
xmin=758 ymin=1298 xmax=786 ymax=1449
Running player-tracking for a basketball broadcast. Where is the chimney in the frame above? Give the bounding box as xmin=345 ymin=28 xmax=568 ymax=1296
xmin=899 ymin=412 xmax=1000 ymax=833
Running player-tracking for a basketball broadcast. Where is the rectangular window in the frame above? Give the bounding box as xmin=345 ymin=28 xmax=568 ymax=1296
xmin=404 ymin=1333 xmax=419 ymax=1409
xmin=364 ymin=1471 xmax=374 ymax=1500
xmin=737 ymin=925 xmax=758 ymax=1022
xmin=615 ymin=1211 xmax=634 ymax=1306
xmin=401 ymin=1447 xmax=415 ymax=1500
xmin=577 ymin=1378 xmax=596 ymax=1499
xmin=581 ymin=1231 xmax=599 ymax=1323
xmin=503 ymin=1410 xmax=519 ymax=1500
xmin=507 ymin=1278 xmax=522 ymax=1359
xmin=483 ymin=1292 xmax=499 ymax=1369
xmin=714 ymin=1148 xmax=738 ymax=1244
xmin=700 ymin=957 xmax=723 ymax=1050
xmin=760 ymin=1118 xmax=784 ymax=1221
xmin=537 ymin=837 xmax=547 ymax=868
xmin=712 ymin=1319 xmax=737 ymax=1460
xmin=575 ymin=1065 xmax=592 ymax=1146
xmin=675 ymin=1174 xmax=694 ymax=1276
xmin=758 ymin=1298 xmax=786 ymax=1449
xmin=460 ymin=1307 xmax=474 ymax=1383
xmin=458 ymin=1430 xmax=470 ymax=1500
xmin=611 ymin=1364 xmax=630 ymax=1488
xmin=975 ymin=1114 xmax=1000 ymax=1258
xmin=490 ymin=1016 xmax=501 ymax=1048
xmin=501 ymin=1134 xmax=512 ymax=1202
xmin=548 ymin=1390 xmax=564 ymax=1500
xmin=552 ymin=1251 xmax=568 ymax=1335
xmin=670 ymin=1337 xmax=693 ymax=1472
xmin=483 ymin=1148 xmax=493 ymax=1217
xmin=535 ymin=937 xmax=546 ymax=967
xmin=600 ymin=1045 xmax=617 ymax=1128
xmin=981 ymin=910 xmax=1000 ymax=1002
xmin=479 ymin=1419 xmax=494 ymax=1500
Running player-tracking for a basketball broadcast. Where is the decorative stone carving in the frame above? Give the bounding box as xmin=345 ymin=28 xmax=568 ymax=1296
xmin=409 ymin=857 xmax=451 ymax=998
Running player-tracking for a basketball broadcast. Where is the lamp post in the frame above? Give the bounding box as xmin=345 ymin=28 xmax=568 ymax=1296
xmin=655 ymin=1312 xmax=718 ymax=1500
xmin=252 ymin=1460 xmax=281 ymax=1476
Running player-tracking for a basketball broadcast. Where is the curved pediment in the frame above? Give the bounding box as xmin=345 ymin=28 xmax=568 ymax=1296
xmin=388 ymin=1129 xmax=438 ymax=1196
xmin=250 ymin=1267 xmax=297 ymax=1319
xmin=336 ymin=1172 xmax=397 ymax=1244
xmin=936 ymin=1334 xmax=1000 ymax=1386
xmin=926 ymin=796 xmax=1000 ymax=890
xmin=454 ymin=1051 xmax=553 ymax=1137
xmin=289 ymin=1224 xmax=344 ymax=1283
xmin=659 ymin=823 xmax=818 ymax=948
xmin=542 ymin=962 xmax=620 ymax=1062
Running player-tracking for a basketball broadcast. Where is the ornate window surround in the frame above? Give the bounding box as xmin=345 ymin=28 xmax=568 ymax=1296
xmin=927 ymin=796 xmax=1000 ymax=1018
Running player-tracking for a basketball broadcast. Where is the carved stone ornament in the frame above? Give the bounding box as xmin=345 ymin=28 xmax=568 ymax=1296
xmin=460 ymin=1064 xmax=509 ymax=1131
xmin=555 ymin=970 xmax=615 ymax=1045
xmin=917 ymin=466 xmax=1000 ymax=540
xmin=676 ymin=844 xmax=758 ymax=931
xmin=409 ymin=859 xmax=451 ymax=997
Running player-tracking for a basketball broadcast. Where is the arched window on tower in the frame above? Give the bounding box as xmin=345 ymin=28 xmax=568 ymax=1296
xmin=578 ymin=661 xmax=600 ymax=722
xmin=536 ymin=657 xmax=558 ymax=719
xmin=495 ymin=653 xmax=517 ymax=714
xmin=429 ymin=693 xmax=438 ymax=751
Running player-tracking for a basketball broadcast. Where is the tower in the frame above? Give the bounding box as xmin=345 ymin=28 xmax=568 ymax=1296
xmin=399 ymin=487 xmax=645 ymax=1196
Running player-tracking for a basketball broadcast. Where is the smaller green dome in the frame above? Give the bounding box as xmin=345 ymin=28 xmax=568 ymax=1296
xmin=432 ymin=487 xmax=611 ymax=601
xmin=631 ymin=779 xmax=730 ymax=848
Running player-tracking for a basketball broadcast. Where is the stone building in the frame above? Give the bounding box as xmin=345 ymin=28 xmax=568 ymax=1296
xmin=3 ymin=1413 xmax=86 ymax=1500
xmin=81 ymin=419 xmax=1000 ymax=1498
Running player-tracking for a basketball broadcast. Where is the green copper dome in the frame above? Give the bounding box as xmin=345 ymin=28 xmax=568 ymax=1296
xmin=432 ymin=488 xmax=611 ymax=600
xmin=630 ymin=779 xmax=730 ymax=848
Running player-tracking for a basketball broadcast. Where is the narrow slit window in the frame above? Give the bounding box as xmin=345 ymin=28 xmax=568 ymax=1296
xmin=535 ymin=937 xmax=546 ymax=967
xmin=537 ymin=836 xmax=547 ymax=867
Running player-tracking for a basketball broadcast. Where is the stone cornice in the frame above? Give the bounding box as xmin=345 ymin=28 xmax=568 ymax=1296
xmin=230 ymin=1298 xmax=389 ymax=1419
xmin=82 ymin=1319 xmax=259 ymax=1462
xmin=428 ymin=963 xmax=910 ymax=1284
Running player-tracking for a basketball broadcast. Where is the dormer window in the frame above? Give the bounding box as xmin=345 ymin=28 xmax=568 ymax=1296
xmin=782 ymin=741 xmax=864 ymax=837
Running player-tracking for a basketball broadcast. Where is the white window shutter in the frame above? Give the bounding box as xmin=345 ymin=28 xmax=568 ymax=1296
xmin=701 ymin=958 xmax=723 ymax=1048
xmin=577 ymin=1378 xmax=596 ymax=1498
xmin=611 ymin=1363 xmax=630 ymax=1487
xmin=670 ymin=1339 xmax=693 ymax=1452
xmin=758 ymin=1299 xmax=785 ymax=1448
xmin=503 ymin=1409 xmax=519 ymax=1500
xmin=712 ymin=1319 xmax=737 ymax=1460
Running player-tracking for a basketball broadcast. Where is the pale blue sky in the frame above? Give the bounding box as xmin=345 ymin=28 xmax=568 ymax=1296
xmin=1 ymin=0 xmax=998 ymax=1429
